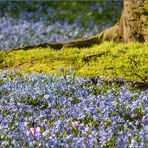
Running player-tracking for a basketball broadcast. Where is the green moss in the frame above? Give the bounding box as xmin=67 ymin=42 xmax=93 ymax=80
xmin=0 ymin=42 xmax=148 ymax=82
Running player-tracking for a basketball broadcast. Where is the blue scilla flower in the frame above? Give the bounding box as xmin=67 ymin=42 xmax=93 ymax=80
xmin=0 ymin=70 xmax=147 ymax=147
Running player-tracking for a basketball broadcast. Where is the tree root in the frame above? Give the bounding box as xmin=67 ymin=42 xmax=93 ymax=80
xmin=8 ymin=42 xmax=64 ymax=52
xmin=89 ymin=76 xmax=148 ymax=90
xmin=9 ymin=24 xmax=122 ymax=52
xmin=83 ymin=51 xmax=110 ymax=62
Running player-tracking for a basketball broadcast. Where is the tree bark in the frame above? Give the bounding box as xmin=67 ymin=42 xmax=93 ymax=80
xmin=121 ymin=0 xmax=148 ymax=42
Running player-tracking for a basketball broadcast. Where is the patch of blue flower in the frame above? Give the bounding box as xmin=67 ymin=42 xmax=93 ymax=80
xmin=0 ymin=70 xmax=147 ymax=147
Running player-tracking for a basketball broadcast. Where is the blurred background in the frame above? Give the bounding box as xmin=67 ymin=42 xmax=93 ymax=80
xmin=0 ymin=1 xmax=123 ymax=51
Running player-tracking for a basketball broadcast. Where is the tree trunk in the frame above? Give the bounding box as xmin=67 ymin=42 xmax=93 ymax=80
xmin=120 ymin=0 xmax=148 ymax=42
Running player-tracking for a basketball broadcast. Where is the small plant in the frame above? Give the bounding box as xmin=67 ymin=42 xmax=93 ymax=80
xmin=0 ymin=71 xmax=147 ymax=147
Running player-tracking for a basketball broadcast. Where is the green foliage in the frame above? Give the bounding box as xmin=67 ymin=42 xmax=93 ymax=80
xmin=1 ymin=42 xmax=148 ymax=82
xmin=0 ymin=51 xmax=6 ymax=64
xmin=139 ymin=103 xmax=143 ymax=114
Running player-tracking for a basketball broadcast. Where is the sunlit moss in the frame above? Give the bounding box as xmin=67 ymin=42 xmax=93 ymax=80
xmin=1 ymin=42 xmax=148 ymax=82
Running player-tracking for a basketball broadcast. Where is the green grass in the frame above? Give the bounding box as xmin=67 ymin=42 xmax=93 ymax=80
xmin=0 ymin=42 xmax=148 ymax=82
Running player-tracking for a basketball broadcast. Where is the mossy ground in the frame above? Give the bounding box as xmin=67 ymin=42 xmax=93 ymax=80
xmin=0 ymin=42 xmax=148 ymax=82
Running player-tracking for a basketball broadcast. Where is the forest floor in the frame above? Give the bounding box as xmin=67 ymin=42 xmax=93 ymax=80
xmin=1 ymin=42 xmax=148 ymax=82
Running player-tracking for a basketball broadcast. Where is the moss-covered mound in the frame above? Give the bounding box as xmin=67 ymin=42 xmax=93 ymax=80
xmin=0 ymin=42 xmax=148 ymax=82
